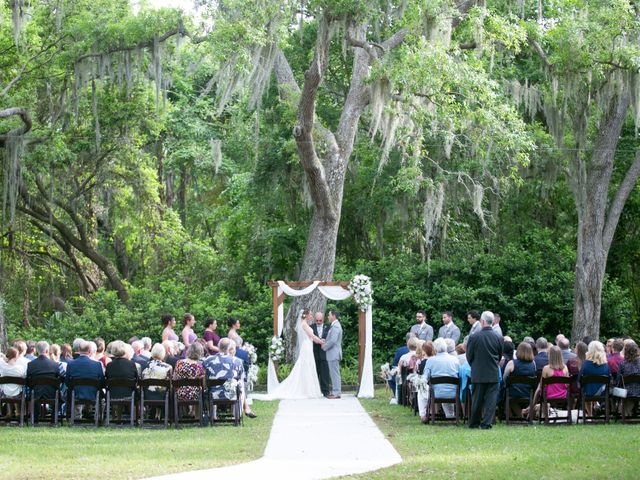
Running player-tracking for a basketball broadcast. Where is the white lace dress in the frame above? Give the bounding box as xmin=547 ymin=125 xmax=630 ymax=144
xmin=255 ymin=321 xmax=323 ymax=400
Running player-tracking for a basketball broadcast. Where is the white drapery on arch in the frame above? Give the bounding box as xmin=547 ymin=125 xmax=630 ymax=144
xmin=267 ymin=280 xmax=374 ymax=398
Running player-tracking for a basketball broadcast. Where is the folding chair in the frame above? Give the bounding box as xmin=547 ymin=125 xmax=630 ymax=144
xmin=505 ymin=375 xmax=536 ymax=425
xmin=68 ymin=378 xmax=102 ymax=427
xmin=619 ymin=374 xmax=640 ymax=424
xmin=139 ymin=378 xmax=171 ymax=428
xmin=577 ymin=375 xmax=611 ymax=424
xmin=28 ymin=377 xmax=62 ymax=426
xmin=205 ymin=378 xmax=243 ymax=426
xmin=173 ymin=378 xmax=204 ymax=427
xmin=428 ymin=376 xmax=461 ymax=425
xmin=0 ymin=377 xmax=26 ymax=427
xmin=104 ymin=378 xmax=137 ymax=427
xmin=539 ymin=376 xmax=572 ymax=425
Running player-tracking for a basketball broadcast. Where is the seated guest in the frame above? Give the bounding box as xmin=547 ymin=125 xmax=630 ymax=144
xmin=65 ymin=340 xmax=105 ymax=401
xmin=417 ymin=341 xmax=435 ymax=375
xmin=12 ymin=340 xmax=29 ymax=368
xmin=203 ymin=318 xmax=221 ymax=355
xmin=534 ymin=337 xmax=549 ymax=372
xmin=388 ymin=334 xmax=411 ymax=404
xmin=173 ymin=342 xmax=205 ymax=402
xmin=399 ymin=336 xmax=420 ymax=368
xmin=25 ymin=341 xmax=37 ymax=361
xmin=49 ymin=344 xmax=67 ymax=376
xmin=617 ymin=342 xmax=640 ymax=417
xmin=162 ymin=341 xmax=180 ymax=369
xmin=71 ymin=338 xmax=85 ymax=359
xmin=500 ymin=341 xmax=515 ymax=374
xmin=60 ymin=344 xmax=74 ymax=364
xmin=202 ymin=338 xmax=244 ymax=399
xmin=131 ymin=340 xmax=149 ymax=373
xmin=526 ymin=346 xmax=568 ymax=419
xmin=503 ymin=342 xmax=537 ymax=417
xmin=94 ymin=338 xmax=111 ymax=369
xmin=445 ymin=338 xmax=456 ymax=358
xmin=455 ymin=344 xmax=467 ymax=365
xmin=567 ymin=341 xmax=587 ymax=403
xmin=408 ymin=340 xmax=425 ymax=371
xmin=580 ymin=341 xmax=610 ymax=416
xmin=26 ymin=341 xmax=62 ymax=402
xmin=105 ymin=341 xmax=138 ymax=399
xmin=140 ymin=337 xmax=152 ymax=359
xmin=416 ymin=341 xmax=436 ymax=422
xmin=0 ymin=347 xmax=27 ymax=399
xmin=558 ymin=337 xmax=577 ymax=363
xmin=141 ymin=343 xmax=173 ymax=401
xmin=422 ymin=338 xmax=460 ymax=421
xmin=607 ymin=339 xmax=624 ymax=378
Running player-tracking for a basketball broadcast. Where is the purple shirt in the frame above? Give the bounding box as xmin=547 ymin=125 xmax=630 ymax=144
xmin=608 ymin=352 xmax=624 ymax=377
xmin=203 ymin=330 xmax=220 ymax=354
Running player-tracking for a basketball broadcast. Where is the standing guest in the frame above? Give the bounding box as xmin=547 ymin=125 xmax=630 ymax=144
xmin=203 ymin=318 xmax=221 ymax=355
xmin=438 ymin=311 xmax=461 ymax=344
xmin=607 ymin=339 xmax=625 ymax=378
xmin=466 ymin=311 xmax=503 ymax=429
xmin=161 ymin=314 xmax=179 ymax=342
xmin=105 ymin=341 xmax=138 ymax=399
xmin=503 ymin=342 xmax=537 ymax=418
xmin=140 ymin=337 xmax=152 ymax=359
xmin=423 ymin=338 xmax=460 ymax=421
xmin=173 ymin=342 xmax=205 ymax=402
xmin=580 ymin=341 xmax=610 ymax=417
xmin=182 ymin=313 xmax=198 ymax=349
xmin=94 ymin=338 xmax=111 ymax=369
xmin=311 ymin=311 xmax=331 ymax=397
xmin=463 ymin=310 xmax=481 ymax=345
xmin=534 ymin=337 xmax=550 ymax=372
xmin=227 ymin=318 xmax=244 ymax=347
xmin=617 ymin=342 xmax=640 ymax=417
xmin=410 ymin=310 xmax=433 ymax=341
xmin=65 ymin=340 xmax=104 ymax=403
xmin=141 ymin=343 xmax=173 ymax=400
xmin=60 ymin=344 xmax=74 ymax=364
xmin=492 ymin=314 xmax=503 ymax=339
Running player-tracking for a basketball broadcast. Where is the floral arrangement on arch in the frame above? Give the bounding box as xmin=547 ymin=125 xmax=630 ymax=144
xmin=269 ymin=336 xmax=285 ymax=363
xmin=349 ymin=274 xmax=373 ymax=311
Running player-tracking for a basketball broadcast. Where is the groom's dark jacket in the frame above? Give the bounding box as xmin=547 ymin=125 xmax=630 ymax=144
xmin=311 ymin=323 xmax=330 ymax=362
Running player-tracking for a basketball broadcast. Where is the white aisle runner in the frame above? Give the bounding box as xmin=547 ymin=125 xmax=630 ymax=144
xmin=144 ymin=395 xmax=402 ymax=480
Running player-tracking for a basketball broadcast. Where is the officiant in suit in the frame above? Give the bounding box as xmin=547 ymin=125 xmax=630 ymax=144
xmin=322 ymin=309 xmax=343 ymax=399
xmin=311 ymin=311 xmax=331 ymax=396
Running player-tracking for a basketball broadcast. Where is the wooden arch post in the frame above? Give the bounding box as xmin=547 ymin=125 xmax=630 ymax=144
xmin=268 ymin=280 xmax=366 ymax=388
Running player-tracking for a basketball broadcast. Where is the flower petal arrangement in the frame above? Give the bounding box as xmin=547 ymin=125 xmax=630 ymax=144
xmin=349 ymin=274 xmax=374 ymax=311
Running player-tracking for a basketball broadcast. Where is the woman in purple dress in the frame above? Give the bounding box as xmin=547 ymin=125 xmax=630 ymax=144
xmin=203 ymin=318 xmax=220 ymax=355
xmin=161 ymin=314 xmax=179 ymax=343
xmin=181 ymin=313 xmax=197 ymax=349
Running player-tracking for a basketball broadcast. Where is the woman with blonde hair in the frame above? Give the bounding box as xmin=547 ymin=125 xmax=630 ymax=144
xmin=580 ymin=341 xmax=610 ymax=416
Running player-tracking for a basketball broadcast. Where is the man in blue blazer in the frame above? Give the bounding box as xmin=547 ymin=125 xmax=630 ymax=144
xmin=65 ymin=341 xmax=104 ymax=401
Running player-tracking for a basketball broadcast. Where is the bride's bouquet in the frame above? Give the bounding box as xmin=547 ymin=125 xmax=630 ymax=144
xmin=349 ymin=274 xmax=373 ymax=311
xmin=269 ymin=336 xmax=285 ymax=363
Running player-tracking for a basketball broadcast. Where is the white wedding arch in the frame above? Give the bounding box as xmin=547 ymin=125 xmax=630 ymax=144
xmin=267 ymin=280 xmax=374 ymax=398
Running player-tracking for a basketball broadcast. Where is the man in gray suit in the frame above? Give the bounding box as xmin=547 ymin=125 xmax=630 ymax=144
xmin=463 ymin=310 xmax=482 ymax=345
xmin=437 ymin=311 xmax=461 ymax=344
xmin=322 ymin=309 xmax=343 ymax=399
xmin=409 ymin=310 xmax=433 ymax=341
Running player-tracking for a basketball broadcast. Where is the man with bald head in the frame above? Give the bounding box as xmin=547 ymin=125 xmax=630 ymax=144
xmin=311 ymin=311 xmax=331 ymax=397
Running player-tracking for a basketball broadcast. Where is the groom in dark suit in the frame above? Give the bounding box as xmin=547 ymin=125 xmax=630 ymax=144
xmin=311 ymin=311 xmax=331 ymax=397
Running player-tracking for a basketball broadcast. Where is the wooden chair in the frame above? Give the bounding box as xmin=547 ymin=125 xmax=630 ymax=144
xmin=539 ymin=376 xmax=572 ymax=425
xmin=139 ymin=378 xmax=171 ymax=428
xmin=619 ymin=374 xmax=640 ymax=424
xmin=504 ymin=375 xmax=537 ymax=425
xmin=427 ymin=376 xmax=461 ymax=425
xmin=67 ymin=378 xmax=102 ymax=427
xmin=205 ymin=378 xmax=243 ymax=426
xmin=173 ymin=378 xmax=204 ymax=427
xmin=399 ymin=366 xmax=409 ymax=407
xmin=28 ymin=377 xmax=62 ymax=426
xmin=104 ymin=378 xmax=137 ymax=427
xmin=577 ymin=375 xmax=611 ymax=424
xmin=0 ymin=377 xmax=26 ymax=427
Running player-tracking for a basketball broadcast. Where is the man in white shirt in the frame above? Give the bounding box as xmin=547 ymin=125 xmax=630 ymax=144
xmin=409 ymin=310 xmax=433 ymax=341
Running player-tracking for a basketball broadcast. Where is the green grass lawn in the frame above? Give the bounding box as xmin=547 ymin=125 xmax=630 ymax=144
xmin=0 ymin=400 xmax=278 ymax=480
xmin=357 ymin=389 xmax=640 ymax=479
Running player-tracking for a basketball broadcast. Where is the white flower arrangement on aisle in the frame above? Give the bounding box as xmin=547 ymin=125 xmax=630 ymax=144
xmin=407 ymin=373 xmax=428 ymax=395
xmin=349 ymin=274 xmax=373 ymax=311
xmin=379 ymin=362 xmax=398 ymax=381
xmin=223 ymin=378 xmax=239 ymax=399
xmin=243 ymin=342 xmax=258 ymax=364
xmin=269 ymin=336 xmax=285 ymax=363
xmin=247 ymin=364 xmax=259 ymax=392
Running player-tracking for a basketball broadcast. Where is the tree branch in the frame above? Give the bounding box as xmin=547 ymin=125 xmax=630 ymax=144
xmin=0 ymin=107 xmax=32 ymax=139
xmin=604 ymin=149 xmax=640 ymax=252
xmin=528 ymin=37 xmax=552 ymax=69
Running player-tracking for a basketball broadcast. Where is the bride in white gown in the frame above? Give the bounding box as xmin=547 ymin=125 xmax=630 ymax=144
xmin=254 ymin=310 xmax=324 ymax=400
